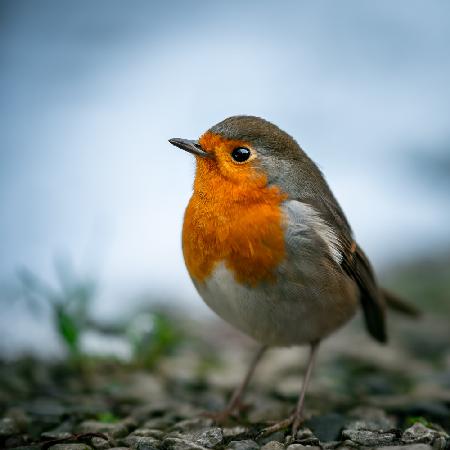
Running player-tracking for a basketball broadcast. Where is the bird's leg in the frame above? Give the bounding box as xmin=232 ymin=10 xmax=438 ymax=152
xmin=208 ymin=345 xmax=267 ymax=423
xmin=259 ymin=341 xmax=320 ymax=438
xmin=291 ymin=340 xmax=320 ymax=437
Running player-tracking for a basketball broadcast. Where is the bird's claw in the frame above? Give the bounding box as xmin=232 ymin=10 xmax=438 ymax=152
xmin=258 ymin=413 xmax=304 ymax=442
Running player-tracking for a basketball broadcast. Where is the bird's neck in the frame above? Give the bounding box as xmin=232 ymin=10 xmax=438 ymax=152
xmin=191 ymin=158 xmax=277 ymax=206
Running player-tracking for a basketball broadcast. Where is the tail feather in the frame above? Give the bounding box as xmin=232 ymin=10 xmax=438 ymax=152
xmin=382 ymin=288 xmax=421 ymax=318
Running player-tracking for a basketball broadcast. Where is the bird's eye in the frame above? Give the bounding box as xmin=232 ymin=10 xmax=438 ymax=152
xmin=231 ymin=147 xmax=251 ymax=163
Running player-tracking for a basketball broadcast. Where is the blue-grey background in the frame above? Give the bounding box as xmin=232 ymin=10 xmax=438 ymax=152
xmin=1 ymin=0 xmax=449 ymax=356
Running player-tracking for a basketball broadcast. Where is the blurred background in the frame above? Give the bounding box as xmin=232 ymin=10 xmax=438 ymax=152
xmin=1 ymin=0 xmax=449 ymax=359
xmin=1 ymin=3 xmax=450 ymax=448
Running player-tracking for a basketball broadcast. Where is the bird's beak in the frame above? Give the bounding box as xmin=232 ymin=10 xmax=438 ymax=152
xmin=168 ymin=138 xmax=213 ymax=159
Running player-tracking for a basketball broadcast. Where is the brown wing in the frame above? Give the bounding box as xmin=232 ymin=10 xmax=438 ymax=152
xmin=340 ymin=238 xmax=387 ymax=343
xmin=304 ymin=194 xmax=388 ymax=343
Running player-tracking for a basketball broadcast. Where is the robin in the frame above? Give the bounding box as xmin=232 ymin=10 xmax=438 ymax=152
xmin=169 ymin=115 xmax=417 ymax=437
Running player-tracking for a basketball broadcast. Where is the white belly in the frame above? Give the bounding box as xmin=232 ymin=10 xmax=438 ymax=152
xmin=194 ymin=262 xmax=358 ymax=346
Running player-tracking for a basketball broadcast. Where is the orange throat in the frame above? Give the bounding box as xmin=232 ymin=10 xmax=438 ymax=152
xmin=182 ymin=157 xmax=288 ymax=287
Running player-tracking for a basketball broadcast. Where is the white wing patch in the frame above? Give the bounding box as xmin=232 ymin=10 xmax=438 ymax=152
xmin=284 ymin=201 xmax=344 ymax=264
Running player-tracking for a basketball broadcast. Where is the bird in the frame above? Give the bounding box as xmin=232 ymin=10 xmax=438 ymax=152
xmin=168 ymin=115 xmax=418 ymax=437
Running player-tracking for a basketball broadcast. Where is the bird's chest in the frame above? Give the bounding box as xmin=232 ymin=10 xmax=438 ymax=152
xmin=182 ymin=187 xmax=287 ymax=287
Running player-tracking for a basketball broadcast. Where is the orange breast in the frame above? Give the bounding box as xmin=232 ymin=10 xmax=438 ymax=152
xmin=182 ymin=157 xmax=288 ymax=287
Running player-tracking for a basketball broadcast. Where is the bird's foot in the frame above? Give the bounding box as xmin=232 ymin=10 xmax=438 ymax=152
xmin=258 ymin=413 xmax=304 ymax=441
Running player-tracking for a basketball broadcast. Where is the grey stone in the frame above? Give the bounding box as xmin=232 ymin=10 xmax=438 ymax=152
xmin=41 ymin=431 xmax=74 ymax=440
xmin=163 ymin=436 xmax=209 ymax=450
xmin=375 ymin=445 xmax=433 ymax=450
xmin=432 ymin=436 xmax=448 ymax=450
xmin=42 ymin=419 xmax=77 ymax=438
xmin=339 ymin=439 xmax=359 ymax=448
xmin=402 ymin=423 xmax=440 ymax=444
xmin=5 ymin=408 xmax=29 ymax=432
xmin=346 ymin=421 xmax=398 ymax=440
xmin=348 ymin=406 xmax=396 ymax=431
xmin=91 ymin=436 xmax=111 ymax=450
xmin=345 ymin=419 xmax=382 ymax=432
xmin=122 ymin=417 xmax=139 ymax=430
xmin=222 ymin=427 xmax=250 ymax=439
xmin=294 ymin=439 xmax=320 ymax=447
xmin=341 ymin=429 xmax=396 ymax=446
xmin=321 ymin=441 xmax=341 ymax=449
xmin=0 ymin=417 xmax=20 ymax=437
xmin=130 ymin=429 xmax=165 ymax=439
xmin=49 ymin=444 xmax=93 ymax=450
xmin=227 ymin=440 xmax=260 ymax=450
xmin=162 ymin=428 xmax=223 ymax=450
xmin=260 ymin=442 xmax=285 ymax=450
xmin=289 ymin=428 xmax=319 ymax=446
xmin=293 ymin=428 xmax=314 ymax=440
xmin=287 ymin=445 xmax=320 ymax=450
xmin=77 ymin=420 xmax=129 ymax=438
xmin=121 ymin=435 xmax=161 ymax=450
xmin=190 ymin=427 xmax=223 ymax=448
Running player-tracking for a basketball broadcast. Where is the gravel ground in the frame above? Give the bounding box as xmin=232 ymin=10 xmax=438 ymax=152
xmin=1 ymin=311 xmax=449 ymax=450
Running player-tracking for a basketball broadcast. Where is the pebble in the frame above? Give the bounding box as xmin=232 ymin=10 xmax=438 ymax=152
xmin=130 ymin=428 xmax=165 ymax=439
xmin=0 ymin=417 xmax=20 ymax=437
xmin=321 ymin=441 xmax=341 ymax=449
xmin=287 ymin=444 xmax=321 ymax=450
xmin=41 ymin=431 xmax=74 ymax=440
xmin=341 ymin=429 xmax=397 ymax=446
xmin=402 ymin=423 xmax=440 ymax=444
xmin=121 ymin=435 xmax=161 ymax=450
xmin=91 ymin=436 xmax=110 ymax=450
xmin=48 ymin=444 xmax=93 ymax=450
xmin=77 ymin=420 xmax=129 ymax=438
xmin=163 ymin=436 xmax=210 ymax=450
xmin=189 ymin=427 xmax=223 ymax=448
xmin=2 ymin=310 xmax=450 ymax=450
xmin=432 ymin=436 xmax=448 ymax=450
xmin=374 ymin=445 xmax=433 ymax=450
xmin=222 ymin=426 xmax=250 ymax=439
xmin=260 ymin=441 xmax=285 ymax=450
xmin=227 ymin=439 xmax=260 ymax=450
xmin=348 ymin=406 xmax=397 ymax=431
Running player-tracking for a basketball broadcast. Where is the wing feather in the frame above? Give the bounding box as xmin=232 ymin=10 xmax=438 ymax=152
xmin=301 ymin=197 xmax=388 ymax=343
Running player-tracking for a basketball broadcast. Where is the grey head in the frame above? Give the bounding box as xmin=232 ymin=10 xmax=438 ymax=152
xmin=209 ymin=117 xmax=329 ymax=198
xmin=209 ymin=115 xmax=353 ymax=235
